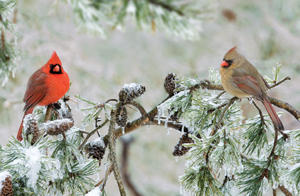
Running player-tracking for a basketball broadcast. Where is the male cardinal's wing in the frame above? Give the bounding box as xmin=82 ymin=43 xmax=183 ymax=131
xmin=23 ymin=70 xmax=47 ymax=112
xmin=232 ymin=75 xmax=264 ymax=98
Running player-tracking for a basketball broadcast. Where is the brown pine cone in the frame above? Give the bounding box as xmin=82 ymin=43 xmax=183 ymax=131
xmin=173 ymin=133 xmax=193 ymax=156
xmin=116 ymin=106 xmax=127 ymax=127
xmin=23 ymin=115 xmax=40 ymax=145
xmin=41 ymin=119 xmax=74 ymax=136
xmin=85 ymin=138 xmax=107 ymax=163
xmin=0 ymin=175 xmax=13 ymax=196
xmin=164 ymin=73 xmax=178 ymax=96
xmin=119 ymin=83 xmax=146 ymax=103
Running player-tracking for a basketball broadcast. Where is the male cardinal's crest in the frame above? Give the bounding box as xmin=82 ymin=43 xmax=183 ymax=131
xmin=17 ymin=52 xmax=70 ymax=141
xmin=47 ymin=51 xmax=62 ymax=65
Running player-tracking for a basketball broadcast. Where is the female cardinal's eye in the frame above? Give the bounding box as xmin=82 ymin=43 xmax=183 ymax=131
xmin=226 ymin=59 xmax=233 ymax=66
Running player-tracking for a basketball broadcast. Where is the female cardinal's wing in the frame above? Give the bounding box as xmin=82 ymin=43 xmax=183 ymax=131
xmin=23 ymin=70 xmax=48 ymax=112
xmin=232 ymin=75 xmax=264 ymax=99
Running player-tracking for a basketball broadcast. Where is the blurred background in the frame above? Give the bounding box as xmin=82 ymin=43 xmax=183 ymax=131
xmin=0 ymin=0 xmax=300 ymax=195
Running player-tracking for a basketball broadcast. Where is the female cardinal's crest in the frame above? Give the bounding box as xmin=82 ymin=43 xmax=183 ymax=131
xmin=47 ymin=51 xmax=62 ymax=66
xmin=227 ymin=46 xmax=237 ymax=54
xmin=224 ymin=46 xmax=238 ymax=58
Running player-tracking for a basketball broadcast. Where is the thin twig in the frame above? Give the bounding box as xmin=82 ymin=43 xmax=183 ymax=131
xmin=79 ymin=130 xmax=89 ymax=135
xmin=150 ymin=119 xmax=189 ymax=133
xmin=207 ymin=102 xmax=228 ymax=113
xmin=269 ymin=76 xmax=291 ymax=89
xmin=1 ymin=29 xmax=5 ymax=50
xmin=127 ymin=101 xmax=147 ymax=117
xmin=268 ymin=127 xmax=278 ymax=161
xmin=44 ymin=105 xmax=53 ymax=122
xmin=121 ymin=137 xmax=142 ymax=196
xmin=215 ymin=91 xmax=226 ymax=99
xmin=278 ymin=185 xmax=293 ymax=196
xmin=95 ymin=98 xmax=118 ymax=109
xmin=13 ymin=8 xmax=17 ymax=24
xmin=221 ymin=175 xmax=234 ymax=188
xmin=78 ymin=119 xmax=109 ymax=150
xmin=148 ymin=0 xmax=184 ymax=16
xmin=62 ymin=132 xmax=67 ymax=141
xmin=108 ymin=109 xmax=126 ymax=196
xmin=260 ymin=122 xmax=279 ymax=180
xmin=273 ymin=189 xmax=277 ymax=196
xmin=252 ymin=101 xmax=265 ymax=125
xmin=96 ymin=164 xmax=113 ymax=191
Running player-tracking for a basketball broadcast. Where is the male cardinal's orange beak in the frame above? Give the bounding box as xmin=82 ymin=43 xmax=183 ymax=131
xmin=221 ymin=61 xmax=229 ymax=67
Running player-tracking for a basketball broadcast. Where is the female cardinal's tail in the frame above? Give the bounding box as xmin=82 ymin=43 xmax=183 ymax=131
xmin=17 ymin=108 xmax=34 ymax=141
xmin=262 ymin=98 xmax=284 ymax=130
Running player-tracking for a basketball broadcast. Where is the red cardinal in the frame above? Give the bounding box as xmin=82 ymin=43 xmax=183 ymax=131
xmin=17 ymin=51 xmax=70 ymax=140
xmin=220 ymin=47 xmax=284 ymax=131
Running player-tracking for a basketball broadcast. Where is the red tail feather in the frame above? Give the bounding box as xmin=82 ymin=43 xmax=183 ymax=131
xmin=17 ymin=108 xmax=34 ymax=141
xmin=262 ymin=98 xmax=284 ymax=130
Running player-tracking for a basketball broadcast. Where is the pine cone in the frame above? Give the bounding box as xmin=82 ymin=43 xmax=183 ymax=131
xmin=41 ymin=119 xmax=74 ymax=136
xmin=173 ymin=133 xmax=193 ymax=156
xmin=85 ymin=138 xmax=107 ymax=163
xmin=164 ymin=73 xmax=178 ymax=96
xmin=119 ymin=83 xmax=146 ymax=103
xmin=0 ymin=176 xmax=13 ymax=196
xmin=24 ymin=115 xmax=40 ymax=145
xmin=116 ymin=106 xmax=127 ymax=127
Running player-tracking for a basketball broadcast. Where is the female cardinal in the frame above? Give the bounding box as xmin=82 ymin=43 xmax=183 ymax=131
xmin=220 ymin=47 xmax=284 ymax=130
xmin=17 ymin=51 xmax=70 ymax=141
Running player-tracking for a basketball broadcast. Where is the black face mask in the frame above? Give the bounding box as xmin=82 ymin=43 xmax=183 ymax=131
xmin=50 ymin=64 xmax=62 ymax=74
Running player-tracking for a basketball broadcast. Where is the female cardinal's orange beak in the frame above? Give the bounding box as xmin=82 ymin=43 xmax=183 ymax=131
xmin=221 ymin=61 xmax=229 ymax=67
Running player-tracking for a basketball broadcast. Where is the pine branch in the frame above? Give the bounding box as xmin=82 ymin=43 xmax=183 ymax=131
xmin=112 ymin=80 xmax=223 ymax=138
xmin=205 ymin=97 xmax=237 ymax=164
xmin=110 ymin=78 xmax=298 ymax=138
xmin=108 ymin=109 xmax=126 ymax=196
